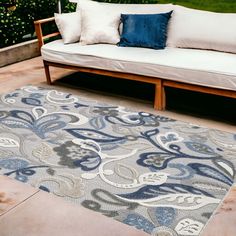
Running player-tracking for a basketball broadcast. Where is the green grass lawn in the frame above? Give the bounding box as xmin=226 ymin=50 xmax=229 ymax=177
xmin=157 ymin=0 xmax=236 ymax=12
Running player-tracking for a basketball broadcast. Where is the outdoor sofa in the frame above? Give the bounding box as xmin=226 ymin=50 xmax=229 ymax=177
xmin=34 ymin=1 xmax=236 ymax=110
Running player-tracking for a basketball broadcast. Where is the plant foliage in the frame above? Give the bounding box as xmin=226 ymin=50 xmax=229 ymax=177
xmin=0 ymin=0 xmax=58 ymax=48
xmin=0 ymin=11 xmax=26 ymax=47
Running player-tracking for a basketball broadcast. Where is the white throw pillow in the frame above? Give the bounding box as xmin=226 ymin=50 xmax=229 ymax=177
xmin=167 ymin=6 xmax=236 ymax=54
xmin=54 ymin=12 xmax=81 ymax=44
xmin=79 ymin=0 xmax=121 ymax=45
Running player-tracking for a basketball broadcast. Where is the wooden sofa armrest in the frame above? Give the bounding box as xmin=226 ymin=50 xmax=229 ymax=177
xmin=34 ymin=17 xmax=60 ymax=49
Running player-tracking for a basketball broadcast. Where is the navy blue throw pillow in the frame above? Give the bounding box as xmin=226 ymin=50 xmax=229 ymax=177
xmin=118 ymin=12 xmax=172 ymax=50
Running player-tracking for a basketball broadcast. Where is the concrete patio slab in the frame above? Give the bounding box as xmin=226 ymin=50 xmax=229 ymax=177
xmin=201 ymin=184 xmax=236 ymax=236
xmin=0 ymin=175 xmax=38 ymax=216
xmin=0 ymin=177 xmax=149 ymax=236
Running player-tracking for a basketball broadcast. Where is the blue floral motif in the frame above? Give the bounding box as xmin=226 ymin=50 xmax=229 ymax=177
xmin=155 ymin=207 xmax=176 ymax=226
xmin=29 ymin=93 xmax=44 ymax=99
xmin=39 ymin=185 xmax=50 ymax=192
xmin=21 ymin=97 xmax=41 ymax=106
xmin=15 ymin=174 xmax=28 ymax=182
xmin=105 ymin=111 xmax=174 ymax=127
xmin=137 ymin=150 xmax=215 ymax=171
xmin=5 ymin=92 xmax=19 ymax=99
xmin=213 ymin=158 xmax=235 ymax=178
xmin=111 ymin=112 xmax=160 ymax=127
xmin=161 ymin=133 xmax=179 ymax=144
xmin=142 ymin=128 xmax=160 ymax=138
xmin=60 ymin=105 xmax=70 ymax=110
xmin=89 ymin=116 xmax=106 ymax=130
xmin=188 ymin=163 xmax=233 ymax=186
xmin=185 ymin=142 xmax=216 ymax=155
xmin=65 ymin=128 xmax=126 ymax=143
xmin=4 ymin=166 xmax=48 ymax=183
xmin=137 ymin=112 xmax=174 ymax=127
xmin=74 ymin=155 xmax=101 ymax=171
xmin=93 ymin=106 xmax=119 ymax=117
xmin=123 ymin=213 xmax=155 ymax=234
xmin=137 ymin=152 xmax=176 ymax=170
xmin=168 ymin=163 xmax=195 ymax=180
xmin=0 ymin=110 xmax=79 ymax=139
xmin=118 ymin=183 xmax=214 ymax=200
xmin=74 ymin=102 xmax=89 ymax=109
xmin=0 ymin=158 xmax=29 ymax=169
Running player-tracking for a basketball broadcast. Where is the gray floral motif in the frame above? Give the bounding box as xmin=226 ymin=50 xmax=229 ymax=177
xmin=34 ymin=173 xmax=85 ymax=198
xmin=0 ymin=111 xmax=10 ymax=120
xmin=142 ymin=153 xmax=172 ymax=168
xmin=189 ymin=134 xmax=208 ymax=143
xmin=144 ymin=155 xmax=164 ymax=168
xmin=93 ymin=107 xmax=119 ymax=116
xmin=54 ymin=141 xmax=101 ymax=170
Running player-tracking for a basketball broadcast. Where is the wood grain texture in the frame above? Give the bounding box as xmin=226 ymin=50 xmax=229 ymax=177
xmin=164 ymin=80 xmax=236 ymax=99
xmin=34 ymin=17 xmax=60 ymax=48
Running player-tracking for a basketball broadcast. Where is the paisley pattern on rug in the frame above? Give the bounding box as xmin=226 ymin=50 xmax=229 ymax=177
xmin=0 ymin=86 xmax=236 ymax=236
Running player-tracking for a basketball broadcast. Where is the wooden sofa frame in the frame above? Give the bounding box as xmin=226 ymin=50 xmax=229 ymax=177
xmin=34 ymin=17 xmax=236 ymax=111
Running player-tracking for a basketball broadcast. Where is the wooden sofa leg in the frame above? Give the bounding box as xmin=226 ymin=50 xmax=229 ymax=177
xmin=43 ymin=61 xmax=52 ymax=85
xmin=162 ymin=85 xmax=166 ymax=110
xmin=154 ymin=80 xmax=166 ymax=110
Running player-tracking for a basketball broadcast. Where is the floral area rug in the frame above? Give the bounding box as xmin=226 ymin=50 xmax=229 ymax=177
xmin=0 ymin=86 xmax=236 ymax=236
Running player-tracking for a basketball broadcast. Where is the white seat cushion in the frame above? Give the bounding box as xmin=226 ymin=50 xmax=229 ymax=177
xmin=41 ymin=40 xmax=236 ymax=91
